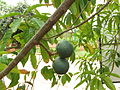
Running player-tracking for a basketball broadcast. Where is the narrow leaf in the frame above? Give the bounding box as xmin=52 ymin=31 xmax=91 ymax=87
xmin=101 ymin=76 xmax=116 ymax=90
xmin=40 ymin=40 xmax=50 ymax=63
xmin=0 ymin=12 xmax=21 ymax=19
xmin=74 ymin=78 xmax=88 ymax=89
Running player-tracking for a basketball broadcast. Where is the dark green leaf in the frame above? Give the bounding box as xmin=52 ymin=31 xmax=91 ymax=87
xmin=51 ymin=76 xmax=57 ymax=87
xmin=8 ymin=73 xmax=20 ymax=88
xmin=108 ymin=18 xmax=112 ymax=32
xmin=70 ymin=51 xmax=75 ymax=63
xmin=39 ymin=0 xmax=43 ymax=3
xmin=68 ymin=72 xmax=73 ymax=77
xmin=44 ymin=0 xmax=49 ymax=3
xmin=17 ymin=84 xmax=25 ymax=90
xmin=61 ymin=74 xmax=67 ymax=85
xmin=41 ymin=66 xmax=54 ymax=80
xmin=65 ymin=74 xmax=71 ymax=82
xmin=91 ymin=0 xmax=96 ymax=5
xmin=30 ymin=54 xmax=37 ymax=69
xmin=21 ymin=53 xmax=29 ymax=67
xmin=30 ymin=48 xmax=37 ymax=69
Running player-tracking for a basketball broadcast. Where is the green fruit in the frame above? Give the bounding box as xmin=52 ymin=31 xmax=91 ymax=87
xmin=52 ymin=57 xmax=69 ymax=74
xmin=56 ymin=40 xmax=73 ymax=58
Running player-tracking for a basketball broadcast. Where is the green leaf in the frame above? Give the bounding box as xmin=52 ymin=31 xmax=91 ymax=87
xmin=0 ymin=63 xmax=20 ymax=73
xmin=40 ymin=40 xmax=50 ymax=63
xmin=80 ymin=0 xmax=85 ymax=9
xmin=96 ymin=79 xmax=105 ymax=90
xmin=51 ymin=76 xmax=57 ymax=87
xmin=25 ymin=4 xmax=47 ymax=14
xmin=69 ymin=2 xmax=78 ymax=16
xmin=70 ymin=51 xmax=75 ymax=63
xmin=0 ymin=18 xmax=22 ymax=50
xmin=30 ymin=54 xmax=37 ymax=69
xmin=101 ymin=76 xmax=116 ymax=90
xmin=39 ymin=0 xmax=43 ymax=3
xmin=65 ymin=13 xmax=72 ymax=26
xmin=104 ymin=72 xmax=120 ymax=78
xmin=21 ymin=53 xmax=29 ymax=67
xmin=0 ymin=51 xmax=10 ymax=55
xmin=0 ymin=12 xmax=21 ymax=19
xmin=0 ymin=29 xmax=13 ymax=50
xmin=90 ymin=77 xmax=97 ymax=90
xmin=0 ymin=80 xmax=6 ymax=90
xmin=30 ymin=48 xmax=37 ymax=69
xmin=41 ymin=66 xmax=54 ymax=80
xmin=0 ymin=55 xmax=8 ymax=65
xmin=65 ymin=74 xmax=71 ymax=82
xmin=16 ymin=84 xmax=25 ymax=90
xmin=74 ymin=78 xmax=88 ymax=89
xmin=61 ymin=74 xmax=67 ymax=85
xmin=56 ymin=23 xmax=62 ymax=34
xmin=8 ymin=73 xmax=20 ymax=88
xmin=44 ymin=0 xmax=49 ymax=3
xmin=68 ymin=72 xmax=73 ymax=77
xmin=31 ymin=18 xmax=44 ymax=29
xmin=91 ymin=0 xmax=96 ymax=5
xmin=10 ymin=18 xmax=22 ymax=32
xmin=31 ymin=71 xmax=36 ymax=79
xmin=52 ymin=0 xmax=61 ymax=8
xmin=108 ymin=18 xmax=112 ymax=32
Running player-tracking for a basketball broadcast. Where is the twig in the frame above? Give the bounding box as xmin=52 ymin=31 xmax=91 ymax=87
xmin=39 ymin=41 xmax=56 ymax=62
xmin=0 ymin=0 xmax=75 ymax=79
xmin=48 ymin=0 xmax=112 ymax=39
xmin=70 ymin=0 xmax=91 ymax=28
xmin=39 ymin=42 xmax=57 ymax=56
xmin=102 ymin=42 xmax=120 ymax=46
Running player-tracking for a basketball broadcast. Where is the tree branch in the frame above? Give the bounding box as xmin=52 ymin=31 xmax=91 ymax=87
xmin=48 ymin=0 xmax=112 ymax=39
xmin=0 ymin=0 xmax=75 ymax=79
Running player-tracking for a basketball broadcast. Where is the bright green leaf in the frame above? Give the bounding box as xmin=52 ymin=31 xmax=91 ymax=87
xmin=101 ymin=76 xmax=116 ymax=90
xmin=0 ymin=80 xmax=6 ymax=90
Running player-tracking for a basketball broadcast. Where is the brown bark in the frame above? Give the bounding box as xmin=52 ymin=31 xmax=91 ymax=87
xmin=0 ymin=0 xmax=75 ymax=79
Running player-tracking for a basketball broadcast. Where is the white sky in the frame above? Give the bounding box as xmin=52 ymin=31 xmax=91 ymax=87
xmin=3 ymin=0 xmax=106 ymax=14
xmin=3 ymin=0 xmax=55 ymax=14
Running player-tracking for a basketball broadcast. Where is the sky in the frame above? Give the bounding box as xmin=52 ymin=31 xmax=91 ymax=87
xmin=3 ymin=0 xmax=55 ymax=14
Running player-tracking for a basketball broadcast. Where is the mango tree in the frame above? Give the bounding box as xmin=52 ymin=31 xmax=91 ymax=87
xmin=0 ymin=0 xmax=120 ymax=90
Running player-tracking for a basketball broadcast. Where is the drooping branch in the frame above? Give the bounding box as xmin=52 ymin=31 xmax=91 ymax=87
xmin=48 ymin=0 xmax=112 ymax=39
xmin=0 ymin=0 xmax=75 ymax=79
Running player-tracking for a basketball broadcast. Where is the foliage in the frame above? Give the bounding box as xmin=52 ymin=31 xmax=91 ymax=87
xmin=0 ymin=0 xmax=120 ymax=90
